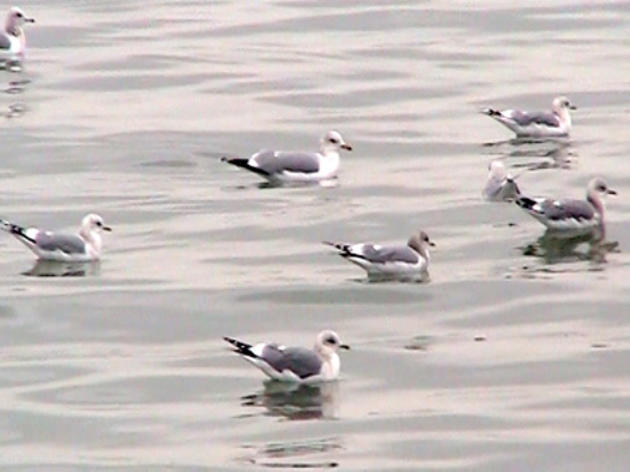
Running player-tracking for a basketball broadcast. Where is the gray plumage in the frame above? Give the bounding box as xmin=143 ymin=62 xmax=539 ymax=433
xmin=251 ymin=150 xmax=320 ymax=174
xmin=260 ymin=344 xmax=323 ymax=379
xmin=353 ymin=244 xmax=420 ymax=264
xmin=507 ymin=110 xmax=561 ymax=128
xmin=0 ymin=33 xmax=11 ymax=50
xmin=524 ymin=198 xmax=595 ymax=221
xmin=35 ymin=232 xmax=86 ymax=254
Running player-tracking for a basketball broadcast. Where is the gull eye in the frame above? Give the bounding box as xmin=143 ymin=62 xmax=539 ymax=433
xmin=325 ymin=336 xmax=337 ymax=345
xmin=16 ymin=12 xmax=22 ymax=18
xmin=96 ymin=221 xmax=103 ymax=227
xmin=329 ymin=138 xmax=338 ymax=144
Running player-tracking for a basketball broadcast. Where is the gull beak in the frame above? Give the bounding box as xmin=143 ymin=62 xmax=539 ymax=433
xmin=24 ymin=17 xmax=35 ymax=23
xmin=340 ymin=143 xmax=352 ymax=151
xmin=569 ymin=104 xmax=577 ymax=110
xmin=607 ymin=189 xmax=617 ymax=196
xmin=102 ymin=226 xmax=113 ymax=232
xmin=339 ymin=344 xmax=350 ymax=350
xmin=429 ymin=241 xmax=436 ymax=247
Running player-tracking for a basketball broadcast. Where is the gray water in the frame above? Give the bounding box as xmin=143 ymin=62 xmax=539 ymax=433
xmin=0 ymin=1 xmax=629 ymax=470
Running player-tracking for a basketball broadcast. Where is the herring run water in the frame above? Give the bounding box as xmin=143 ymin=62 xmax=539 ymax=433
xmin=0 ymin=1 xmax=628 ymax=470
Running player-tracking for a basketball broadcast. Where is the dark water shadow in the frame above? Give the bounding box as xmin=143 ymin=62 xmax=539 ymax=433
xmin=520 ymin=231 xmax=619 ymax=265
xmin=242 ymin=435 xmax=341 ymax=469
xmin=483 ymin=139 xmax=574 ymax=170
xmin=0 ymin=58 xmax=24 ymax=73
xmin=22 ymin=260 xmax=102 ymax=277
xmin=1 ymin=76 xmax=30 ymax=119
xmin=359 ymin=271 xmax=430 ymax=284
xmin=240 ymin=381 xmax=340 ymax=421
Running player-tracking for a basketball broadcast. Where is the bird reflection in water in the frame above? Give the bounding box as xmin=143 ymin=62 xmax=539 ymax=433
xmin=521 ymin=230 xmax=619 ymax=265
xmin=241 ymin=381 xmax=340 ymax=421
xmin=484 ymin=138 xmax=574 ymax=170
xmin=242 ymin=435 xmax=341 ymax=469
xmin=23 ymin=260 xmax=101 ymax=277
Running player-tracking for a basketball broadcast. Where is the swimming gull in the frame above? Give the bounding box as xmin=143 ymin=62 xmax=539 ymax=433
xmin=483 ymin=160 xmax=520 ymax=201
xmin=515 ymin=177 xmax=616 ymax=237
xmin=0 ymin=7 xmax=35 ymax=57
xmin=221 ymin=130 xmax=352 ymax=183
xmin=482 ymin=96 xmax=576 ymax=138
xmin=0 ymin=213 xmax=112 ymax=262
xmin=324 ymin=230 xmax=434 ymax=280
xmin=224 ymin=330 xmax=349 ymax=383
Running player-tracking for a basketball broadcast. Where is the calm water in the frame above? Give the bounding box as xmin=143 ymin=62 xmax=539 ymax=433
xmin=0 ymin=0 xmax=629 ymax=470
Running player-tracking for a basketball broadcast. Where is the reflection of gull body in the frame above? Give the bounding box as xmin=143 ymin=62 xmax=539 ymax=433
xmin=515 ymin=177 xmax=616 ymax=237
xmin=0 ymin=7 xmax=35 ymax=57
xmin=224 ymin=330 xmax=349 ymax=383
xmin=221 ymin=130 xmax=352 ymax=183
xmin=0 ymin=213 xmax=112 ymax=262
xmin=483 ymin=160 xmax=520 ymax=201
xmin=482 ymin=96 xmax=576 ymax=138
xmin=242 ymin=382 xmax=340 ymax=420
xmin=324 ymin=230 xmax=434 ymax=280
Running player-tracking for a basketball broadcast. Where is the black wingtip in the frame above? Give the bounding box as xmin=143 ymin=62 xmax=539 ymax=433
xmin=223 ymin=336 xmax=256 ymax=357
xmin=482 ymin=108 xmax=501 ymax=117
xmin=515 ymin=196 xmax=536 ymax=210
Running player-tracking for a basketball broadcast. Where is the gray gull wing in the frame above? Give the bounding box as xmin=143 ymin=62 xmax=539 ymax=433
xmin=261 ymin=344 xmax=323 ymax=379
xmin=35 ymin=232 xmax=87 ymax=254
xmin=251 ymin=150 xmax=320 ymax=174
xmin=508 ymin=110 xmax=561 ymax=128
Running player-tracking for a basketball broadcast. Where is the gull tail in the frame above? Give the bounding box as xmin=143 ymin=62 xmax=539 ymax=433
xmin=0 ymin=218 xmax=35 ymax=243
xmin=515 ymin=195 xmax=538 ymax=211
xmin=323 ymin=241 xmax=364 ymax=261
xmin=481 ymin=108 xmax=502 ymax=117
xmin=323 ymin=240 xmax=352 ymax=254
xmin=223 ymin=336 xmax=258 ymax=359
xmin=220 ymin=157 xmax=270 ymax=177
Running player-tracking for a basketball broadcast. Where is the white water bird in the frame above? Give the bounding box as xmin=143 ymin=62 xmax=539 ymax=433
xmin=221 ymin=130 xmax=352 ymax=184
xmin=515 ymin=177 xmax=616 ymax=237
xmin=224 ymin=330 xmax=349 ymax=383
xmin=483 ymin=160 xmax=520 ymax=201
xmin=324 ymin=230 xmax=434 ymax=280
xmin=482 ymin=96 xmax=576 ymax=138
xmin=0 ymin=7 xmax=35 ymax=57
xmin=0 ymin=213 xmax=112 ymax=262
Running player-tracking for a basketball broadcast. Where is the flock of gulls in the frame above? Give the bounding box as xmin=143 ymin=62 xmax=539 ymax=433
xmin=0 ymin=7 xmax=618 ymax=384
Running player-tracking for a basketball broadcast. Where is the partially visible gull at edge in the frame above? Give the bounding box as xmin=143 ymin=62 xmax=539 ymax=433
xmin=0 ymin=6 xmax=35 ymax=58
xmin=224 ymin=330 xmax=350 ymax=383
xmin=324 ymin=230 xmax=434 ymax=281
xmin=515 ymin=177 xmax=616 ymax=238
xmin=482 ymin=96 xmax=576 ymax=138
xmin=0 ymin=213 xmax=112 ymax=262
xmin=221 ymin=130 xmax=352 ymax=184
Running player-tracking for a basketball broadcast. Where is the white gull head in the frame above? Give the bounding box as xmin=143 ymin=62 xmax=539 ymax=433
xmin=319 ymin=130 xmax=352 ymax=156
xmin=79 ymin=213 xmax=112 ymax=257
xmin=314 ymin=330 xmax=349 ymax=381
xmin=5 ymin=7 xmax=34 ymax=36
xmin=551 ymin=95 xmax=576 ymax=128
xmin=408 ymin=230 xmax=435 ymax=264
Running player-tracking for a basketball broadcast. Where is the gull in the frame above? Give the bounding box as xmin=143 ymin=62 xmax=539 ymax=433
xmin=224 ymin=330 xmax=349 ymax=383
xmin=0 ymin=213 xmax=112 ymax=262
xmin=324 ymin=230 xmax=434 ymax=280
xmin=483 ymin=160 xmax=520 ymax=201
xmin=482 ymin=96 xmax=576 ymax=138
xmin=0 ymin=7 xmax=35 ymax=57
xmin=515 ymin=177 xmax=616 ymax=237
xmin=221 ymin=130 xmax=352 ymax=183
